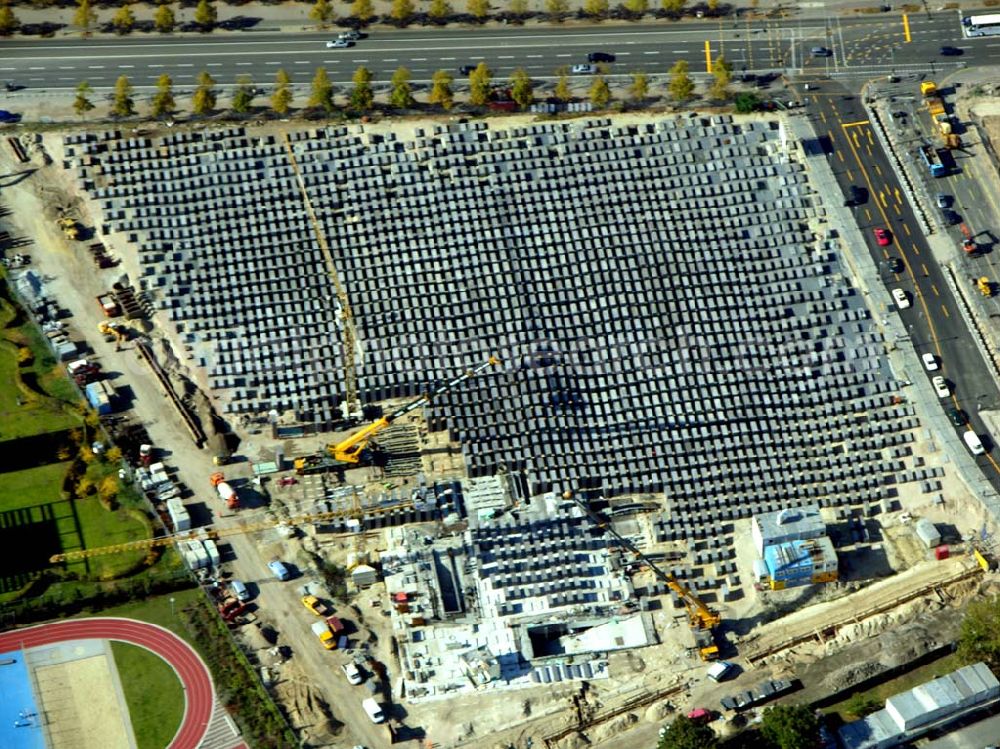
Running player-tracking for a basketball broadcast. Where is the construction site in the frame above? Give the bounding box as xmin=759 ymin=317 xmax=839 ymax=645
xmin=2 ymin=103 xmax=1000 ymax=749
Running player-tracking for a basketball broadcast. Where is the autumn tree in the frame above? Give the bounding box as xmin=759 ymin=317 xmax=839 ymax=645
xmin=589 ymin=75 xmax=611 ymax=108
xmin=510 ymin=0 xmax=527 ymax=12
xmin=546 ymin=0 xmax=568 ymax=15
xmin=151 ymin=73 xmax=176 ymax=117
xmin=111 ymin=75 xmax=135 ymax=117
xmin=389 ymin=66 xmax=415 ymax=108
xmin=958 ymin=595 xmax=1000 ymax=671
xmin=553 ymin=66 xmax=571 ymax=102
xmin=271 ymin=69 xmax=294 ymax=114
xmin=759 ymin=705 xmax=820 ymax=749
xmin=468 ymin=61 xmax=492 ymax=106
xmin=656 ymin=714 xmax=719 ymax=749
xmin=662 ymin=0 xmax=685 ymax=11
xmin=73 ymin=80 xmax=95 ymax=115
xmin=624 ymin=0 xmax=648 ymax=14
xmin=709 ymin=54 xmax=732 ymax=99
xmin=193 ymin=0 xmax=216 ymax=29
xmin=0 ymin=1 xmax=20 ymax=35
xmin=112 ymin=1 xmax=135 ymax=33
xmin=429 ymin=0 xmax=452 ymax=20
xmin=467 ymin=0 xmax=489 ymax=19
xmin=73 ymin=0 xmax=97 ymax=32
xmin=510 ymin=68 xmax=533 ymax=109
xmin=628 ymin=71 xmax=649 ymax=102
xmin=582 ymin=0 xmax=608 ymax=17
xmin=707 ymin=0 xmax=718 ymax=11
xmin=390 ymin=0 xmax=414 ymax=22
xmin=310 ymin=0 xmax=334 ymax=24
xmin=351 ymin=0 xmax=374 ymax=22
xmin=668 ymin=59 xmax=694 ymax=101
xmin=428 ymin=69 xmax=454 ymax=110
xmin=350 ymin=66 xmax=374 ymax=110
xmin=232 ymin=74 xmax=256 ymax=113
xmin=192 ymin=70 xmax=217 ymax=115
xmin=154 ymin=3 xmax=175 ymax=32
xmin=308 ymin=67 xmax=335 ymax=112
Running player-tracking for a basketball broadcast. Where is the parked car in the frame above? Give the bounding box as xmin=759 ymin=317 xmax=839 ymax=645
xmin=892 ymin=288 xmax=910 ymax=309
xmin=302 ymin=594 xmax=329 ymax=615
xmin=885 ymin=257 xmax=904 ymax=274
xmin=949 ymin=408 xmax=967 ymax=426
xmin=942 ymin=209 xmax=961 ymax=226
xmin=706 ymin=661 xmax=736 ymax=682
xmin=571 ymin=64 xmax=597 ymax=74
xmin=268 ymin=560 xmax=291 ymax=581
xmin=844 ymin=185 xmax=867 ymax=206
xmin=874 ymin=227 xmax=892 ymax=246
xmin=810 ymin=46 xmax=832 ymax=57
xmin=932 ymin=375 xmax=950 ymax=398
xmin=342 ymin=662 xmax=364 ymax=685
xmin=922 ymin=353 xmax=938 ymax=371
xmin=231 ymin=580 xmax=251 ymax=602
xmin=936 ymin=193 xmax=951 ymax=208
xmin=587 ymin=52 xmax=615 ymax=63
xmin=939 ymin=46 xmax=963 ymax=56
xmin=0 ymin=110 xmax=20 ymax=124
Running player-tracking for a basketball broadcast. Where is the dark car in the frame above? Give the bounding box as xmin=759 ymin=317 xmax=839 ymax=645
xmin=942 ymin=209 xmax=961 ymax=226
xmin=949 ymin=408 xmax=967 ymax=426
xmin=939 ymin=46 xmax=963 ymax=56
xmin=0 ymin=110 xmax=20 ymax=124
xmin=885 ymin=257 xmax=904 ymax=274
xmin=844 ymin=185 xmax=867 ymax=206
xmin=459 ymin=65 xmax=476 ymax=75
xmin=587 ymin=52 xmax=615 ymax=63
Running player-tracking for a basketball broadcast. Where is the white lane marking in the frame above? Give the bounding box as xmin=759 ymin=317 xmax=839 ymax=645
xmin=644 ymin=51 xmax=660 ymax=55
xmin=412 ymin=57 xmax=427 ymax=61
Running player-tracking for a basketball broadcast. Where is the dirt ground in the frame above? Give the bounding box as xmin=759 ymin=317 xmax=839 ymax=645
xmin=34 ymin=654 xmax=132 ymax=749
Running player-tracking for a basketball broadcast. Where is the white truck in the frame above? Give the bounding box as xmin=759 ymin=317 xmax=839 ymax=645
xmin=362 ymin=697 xmax=384 ymax=724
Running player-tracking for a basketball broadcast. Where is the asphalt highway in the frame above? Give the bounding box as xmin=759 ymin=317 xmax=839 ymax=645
xmin=796 ymin=80 xmax=1000 ymax=494
xmin=1 ymin=11 xmax=997 ymax=89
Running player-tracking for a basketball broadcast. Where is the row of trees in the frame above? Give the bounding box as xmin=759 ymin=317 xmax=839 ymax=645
xmin=0 ymin=0 xmax=721 ymax=36
xmin=74 ymin=58 xmax=734 ymax=119
xmin=658 ymin=704 xmax=819 ymax=749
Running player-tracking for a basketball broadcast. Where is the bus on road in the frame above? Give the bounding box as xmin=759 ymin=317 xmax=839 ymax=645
xmin=963 ymin=13 xmax=1000 ymax=36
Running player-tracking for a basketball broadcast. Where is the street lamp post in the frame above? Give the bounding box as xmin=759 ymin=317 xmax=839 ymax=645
xmin=170 ymin=597 xmax=176 ymax=618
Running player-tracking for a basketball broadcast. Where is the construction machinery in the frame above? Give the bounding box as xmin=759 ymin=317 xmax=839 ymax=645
xmin=977 ymin=277 xmax=994 ymax=297
xmin=49 ymin=499 xmax=415 ymax=563
xmin=282 ymin=132 xmax=362 ymax=421
xmin=98 ymin=321 xmax=129 ymax=347
xmin=563 ymin=491 xmax=723 ymax=661
xmin=57 ymin=216 xmax=80 ymax=240
xmin=294 ymin=356 xmax=501 ymax=474
xmin=921 ymin=81 xmax=961 ymax=149
xmin=96 ymin=293 xmax=121 ymax=317
xmin=209 ymin=472 xmax=240 ymax=510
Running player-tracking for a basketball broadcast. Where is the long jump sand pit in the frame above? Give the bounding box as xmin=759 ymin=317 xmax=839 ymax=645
xmin=34 ymin=653 xmax=132 ymax=749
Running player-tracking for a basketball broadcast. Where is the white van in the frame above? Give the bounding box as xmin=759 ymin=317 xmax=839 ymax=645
xmin=362 ymin=697 xmax=385 ymax=723
xmin=964 ymin=431 xmax=985 ymax=455
xmin=230 ymin=580 xmax=250 ymax=602
xmin=706 ymin=661 xmax=735 ymax=683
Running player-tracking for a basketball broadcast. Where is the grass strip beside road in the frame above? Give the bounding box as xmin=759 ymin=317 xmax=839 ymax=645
xmin=111 ymin=641 xmax=184 ymax=749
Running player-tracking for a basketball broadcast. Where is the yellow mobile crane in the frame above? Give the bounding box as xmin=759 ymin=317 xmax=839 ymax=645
xmin=49 ymin=500 xmax=413 ymax=564
xmin=563 ymin=491 xmax=723 ymax=661
xmin=294 ymin=356 xmax=501 ymax=474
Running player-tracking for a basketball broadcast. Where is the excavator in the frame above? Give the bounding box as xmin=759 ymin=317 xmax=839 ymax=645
xmin=294 ymin=356 xmax=500 ymax=475
xmin=98 ymin=321 xmax=129 ymax=350
xmin=563 ymin=491 xmax=724 ymax=661
xmin=57 ymin=216 xmax=80 ymax=240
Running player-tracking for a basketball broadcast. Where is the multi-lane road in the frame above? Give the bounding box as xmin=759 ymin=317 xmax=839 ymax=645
xmin=1 ymin=11 xmax=997 ymax=88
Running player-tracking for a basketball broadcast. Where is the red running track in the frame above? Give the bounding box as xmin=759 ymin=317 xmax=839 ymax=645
xmin=0 ymin=617 xmax=214 ymax=749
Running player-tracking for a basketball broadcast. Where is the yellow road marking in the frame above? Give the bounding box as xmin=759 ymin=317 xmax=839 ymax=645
xmin=903 ymin=13 xmax=911 ymax=43
xmin=894 ymin=202 xmax=901 ymax=215
xmin=922 ymin=263 xmax=930 ymax=277
xmin=847 ymin=169 xmax=854 ymax=181
xmin=902 ymin=223 xmax=911 ymax=236
xmin=931 ymin=284 xmax=939 ymax=297
xmin=941 ymin=304 xmax=950 ymax=318
xmin=894 ymin=187 xmax=902 ymax=204
xmin=874 ymin=164 xmax=882 ymax=176
xmin=820 ymin=110 xmax=828 ymax=123
xmin=866 ymin=130 xmax=874 ymax=145
xmin=911 ymin=242 xmax=920 ymax=256
xmin=866 ymin=144 xmax=872 ymax=156
xmin=837 ymin=150 xmax=844 ymax=163
xmin=842 ymin=120 xmax=870 ymax=128
xmin=705 ymin=40 xmax=712 ymax=72
xmin=852 ymin=131 xmax=860 ymax=147
xmin=865 ymin=208 xmax=872 ymax=221
xmin=879 ymin=192 xmax=888 ymax=208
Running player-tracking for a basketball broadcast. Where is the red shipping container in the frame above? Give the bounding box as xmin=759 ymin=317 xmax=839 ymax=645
xmin=935 ymin=545 xmax=950 ymax=560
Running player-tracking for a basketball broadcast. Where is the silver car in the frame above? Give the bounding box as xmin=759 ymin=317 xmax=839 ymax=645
xmin=571 ymin=64 xmax=596 ymax=74
xmin=326 ymin=39 xmax=351 ymax=48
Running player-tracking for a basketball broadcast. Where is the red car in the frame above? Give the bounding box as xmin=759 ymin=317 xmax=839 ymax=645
xmin=686 ymin=708 xmax=711 ymax=723
xmin=874 ymin=228 xmax=892 ymax=246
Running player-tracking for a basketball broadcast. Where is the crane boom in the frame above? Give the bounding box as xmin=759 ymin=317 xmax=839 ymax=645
xmin=328 ymin=356 xmax=500 ymax=465
xmin=282 ymin=133 xmax=361 ymax=419
xmin=563 ymin=491 xmax=722 ymax=659
xmin=49 ymin=500 xmax=413 ymax=564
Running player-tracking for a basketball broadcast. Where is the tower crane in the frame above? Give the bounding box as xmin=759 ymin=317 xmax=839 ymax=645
xmin=294 ymin=356 xmax=501 ymax=474
xmin=49 ymin=500 xmax=413 ymax=564
xmin=563 ymin=491 xmax=723 ymax=662
xmin=282 ymin=132 xmax=362 ymax=420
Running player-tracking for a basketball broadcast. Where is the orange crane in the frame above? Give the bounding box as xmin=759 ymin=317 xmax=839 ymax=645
xmin=294 ymin=356 xmax=500 ymax=474
xmin=563 ymin=491 xmax=723 ymax=661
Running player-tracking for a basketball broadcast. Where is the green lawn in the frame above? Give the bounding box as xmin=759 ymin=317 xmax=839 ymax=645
xmin=75 ymin=498 xmax=151 ymax=579
xmin=92 ymin=587 xmax=204 ymax=646
xmin=111 ymin=641 xmax=185 ymax=749
xmin=823 ymin=651 xmax=963 ymax=720
xmin=0 ymin=461 xmax=71 ymax=511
